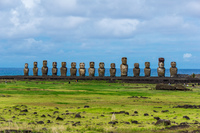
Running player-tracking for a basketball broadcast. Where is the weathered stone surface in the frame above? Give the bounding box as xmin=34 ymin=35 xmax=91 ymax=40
xmin=170 ymin=62 xmax=178 ymax=77
xmin=24 ymin=63 xmax=29 ymax=76
xmin=70 ymin=62 xmax=77 ymax=76
xmin=60 ymin=62 xmax=67 ymax=76
xmin=33 ymin=62 xmax=38 ymax=76
xmin=144 ymin=62 xmax=151 ymax=77
xmin=133 ymin=63 xmax=140 ymax=77
xmin=110 ymin=63 xmax=116 ymax=77
xmin=79 ymin=63 xmax=85 ymax=77
xmin=156 ymin=84 xmax=190 ymax=91
xmin=52 ymin=62 xmax=57 ymax=76
xmin=120 ymin=57 xmax=128 ymax=77
xmin=157 ymin=58 xmax=165 ymax=77
xmin=88 ymin=62 xmax=95 ymax=77
xmin=42 ymin=60 xmax=48 ymax=76
xmin=155 ymin=119 xmax=171 ymax=126
xmin=98 ymin=62 xmax=105 ymax=77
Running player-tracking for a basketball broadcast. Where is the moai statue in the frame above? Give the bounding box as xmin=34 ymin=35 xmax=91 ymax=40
xmin=144 ymin=62 xmax=151 ymax=77
xmin=110 ymin=63 xmax=116 ymax=77
xmin=88 ymin=62 xmax=95 ymax=77
xmin=157 ymin=58 xmax=165 ymax=77
xmin=170 ymin=62 xmax=178 ymax=77
xmin=70 ymin=62 xmax=77 ymax=76
xmin=98 ymin=62 xmax=105 ymax=77
xmin=52 ymin=62 xmax=57 ymax=76
xmin=79 ymin=62 xmax=86 ymax=77
xmin=24 ymin=63 xmax=29 ymax=76
xmin=33 ymin=62 xmax=38 ymax=76
xmin=60 ymin=62 xmax=67 ymax=76
xmin=42 ymin=60 xmax=48 ymax=76
xmin=133 ymin=63 xmax=140 ymax=77
xmin=120 ymin=57 xmax=128 ymax=77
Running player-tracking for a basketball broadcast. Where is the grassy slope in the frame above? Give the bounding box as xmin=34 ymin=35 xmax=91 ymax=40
xmin=0 ymin=80 xmax=199 ymax=132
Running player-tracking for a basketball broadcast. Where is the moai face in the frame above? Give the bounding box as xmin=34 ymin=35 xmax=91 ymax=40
xmin=134 ymin=63 xmax=139 ymax=69
xmin=53 ymin=62 xmax=57 ymax=68
xmin=43 ymin=60 xmax=47 ymax=67
xmin=99 ymin=62 xmax=105 ymax=69
xmin=122 ymin=57 xmax=127 ymax=65
xmin=90 ymin=62 xmax=95 ymax=68
xmin=145 ymin=62 xmax=150 ymax=68
xmin=158 ymin=62 xmax=164 ymax=68
xmin=111 ymin=63 xmax=115 ymax=68
xmin=71 ymin=62 xmax=76 ymax=69
xmin=34 ymin=62 xmax=37 ymax=68
xmin=171 ymin=62 xmax=176 ymax=68
xmin=80 ymin=63 xmax=85 ymax=69
xmin=25 ymin=63 xmax=28 ymax=68
xmin=62 ymin=62 xmax=66 ymax=67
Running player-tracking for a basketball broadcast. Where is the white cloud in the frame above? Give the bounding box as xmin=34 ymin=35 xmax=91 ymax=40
xmin=183 ymin=53 xmax=192 ymax=59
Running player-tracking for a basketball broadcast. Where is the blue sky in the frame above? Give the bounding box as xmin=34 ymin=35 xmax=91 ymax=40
xmin=0 ymin=0 xmax=200 ymax=69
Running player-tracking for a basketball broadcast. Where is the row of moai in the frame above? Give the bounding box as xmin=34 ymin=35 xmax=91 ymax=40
xmin=24 ymin=57 xmax=177 ymax=77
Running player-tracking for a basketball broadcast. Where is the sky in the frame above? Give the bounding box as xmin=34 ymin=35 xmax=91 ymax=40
xmin=0 ymin=0 xmax=200 ymax=69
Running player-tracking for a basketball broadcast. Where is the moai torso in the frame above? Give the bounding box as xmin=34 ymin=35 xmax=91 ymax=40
xmin=133 ymin=63 xmax=140 ymax=77
xmin=24 ymin=63 xmax=29 ymax=76
xmin=79 ymin=63 xmax=86 ymax=77
xmin=52 ymin=62 xmax=57 ymax=76
xmin=88 ymin=62 xmax=95 ymax=77
xmin=70 ymin=62 xmax=77 ymax=76
xmin=42 ymin=60 xmax=48 ymax=76
xmin=33 ymin=62 xmax=38 ymax=76
xmin=60 ymin=62 xmax=67 ymax=76
xmin=170 ymin=62 xmax=178 ymax=77
xmin=144 ymin=62 xmax=151 ymax=77
xmin=98 ymin=62 xmax=105 ymax=77
xmin=110 ymin=63 xmax=116 ymax=77
xmin=120 ymin=57 xmax=128 ymax=77
xmin=157 ymin=58 xmax=165 ymax=77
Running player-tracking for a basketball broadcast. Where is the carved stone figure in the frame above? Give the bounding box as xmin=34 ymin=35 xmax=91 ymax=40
xmin=79 ymin=62 xmax=86 ymax=77
xmin=24 ymin=63 xmax=29 ymax=76
xmin=52 ymin=62 xmax=57 ymax=76
xmin=60 ymin=62 xmax=67 ymax=76
xmin=170 ymin=62 xmax=178 ymax=77
xmin=70 ymin=62 xmax=77 ymax=76
xmin=110 ymin=63 xmax=116 ymax=77
xmin=33 ymin=62 xmax=38 ymax=76
xmin=120 ymin=57 xmax=128 ymax=77
xmin=144 ymin=62 xmax=151 ymax=77
xmin=42 ymin=60 xmax=48 ymax=76
xmin=157 ymin=58 xmax=165 ymax=77
xmin=88 ymin=62 xmax=95 ymax=77
xmin=133 ymin=63 xmax=140 ymax=77
xmin=98 ymin=62 xmax=105 ymax=77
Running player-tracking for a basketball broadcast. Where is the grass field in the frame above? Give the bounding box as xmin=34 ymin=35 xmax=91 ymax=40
xmin=0 ymin=80 xmax=200 ymax=133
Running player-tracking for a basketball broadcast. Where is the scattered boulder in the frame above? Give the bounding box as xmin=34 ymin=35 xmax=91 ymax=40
xmin=37 ymin=121 xmax=44 ymax=124
xmin=20 ymin=109 xmax=28 ymax=112
xmin=41 ymin=115 xmax=46 ymax=118
xmin=154 ymin=117 xmax=160 ymax=120
xmin=108 ymin=121 xmax=118 ymax=125
xmin=183 ymin=116 xmax=190 ymax=120
xmin=162 ymin=110 xmax=169 ymax=113
xmin=56 ymin=116 xmax=64 ymax=121
xmin=131 ymin=120 xmax=139 ymax=124
xmin=75 ymin=113 xmax=81 ymax=118
xmin=134 ymin=111 xmax=138 ymax=114
xmin=84 ymin=105 xmax=89 ymax=108
xmin=144 ymin=113 xmax=149 ymax=116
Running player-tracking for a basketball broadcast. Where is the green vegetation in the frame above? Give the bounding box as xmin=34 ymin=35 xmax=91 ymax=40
xmin=0 ymin=80 xmax=199 ymax=132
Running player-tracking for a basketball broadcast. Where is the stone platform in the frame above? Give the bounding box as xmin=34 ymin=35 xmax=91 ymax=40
xmin=0 ymin=76 xmax=199 ymax=84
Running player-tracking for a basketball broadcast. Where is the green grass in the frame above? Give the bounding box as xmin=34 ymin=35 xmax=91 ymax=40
xmin=0 ymin=80 xmax=199 ymax=132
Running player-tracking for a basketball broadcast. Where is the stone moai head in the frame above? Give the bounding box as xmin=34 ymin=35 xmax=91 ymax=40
xmin=134 ymin=63 xmax=139 ymax=69
xmin=90 ymin=62 xmax=95 ymax=68
xmin=71 ymin=62 xmax=76 ymax=69
xmin=53 ymin=62 xmax=57 ymax=68
xmin=25 ymin=63 xmax=28 ymax=68
xmin=145 ymin=62 xmax=150 ymax=68
xmin=111 ymin=63 xmax=115 ymax=68
xmin=99 ymin=62 xmax=105 ymax=69
xmin=158 ymin=58 xmax=165 ymax=68
xmin=122 ymin=57 xmax=127 ymax=65
xmin=62 ymin=62 xmax=66 ymax=67
xmin=34 ymin=62 xmax=37 ymax=68
xmin=43 ymin=60 xmax=47 ymax=67
xmin=80 ymin=63 xmax=85 ymax=69
xmin=171 ymin=62 xmax=176 ymax=68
